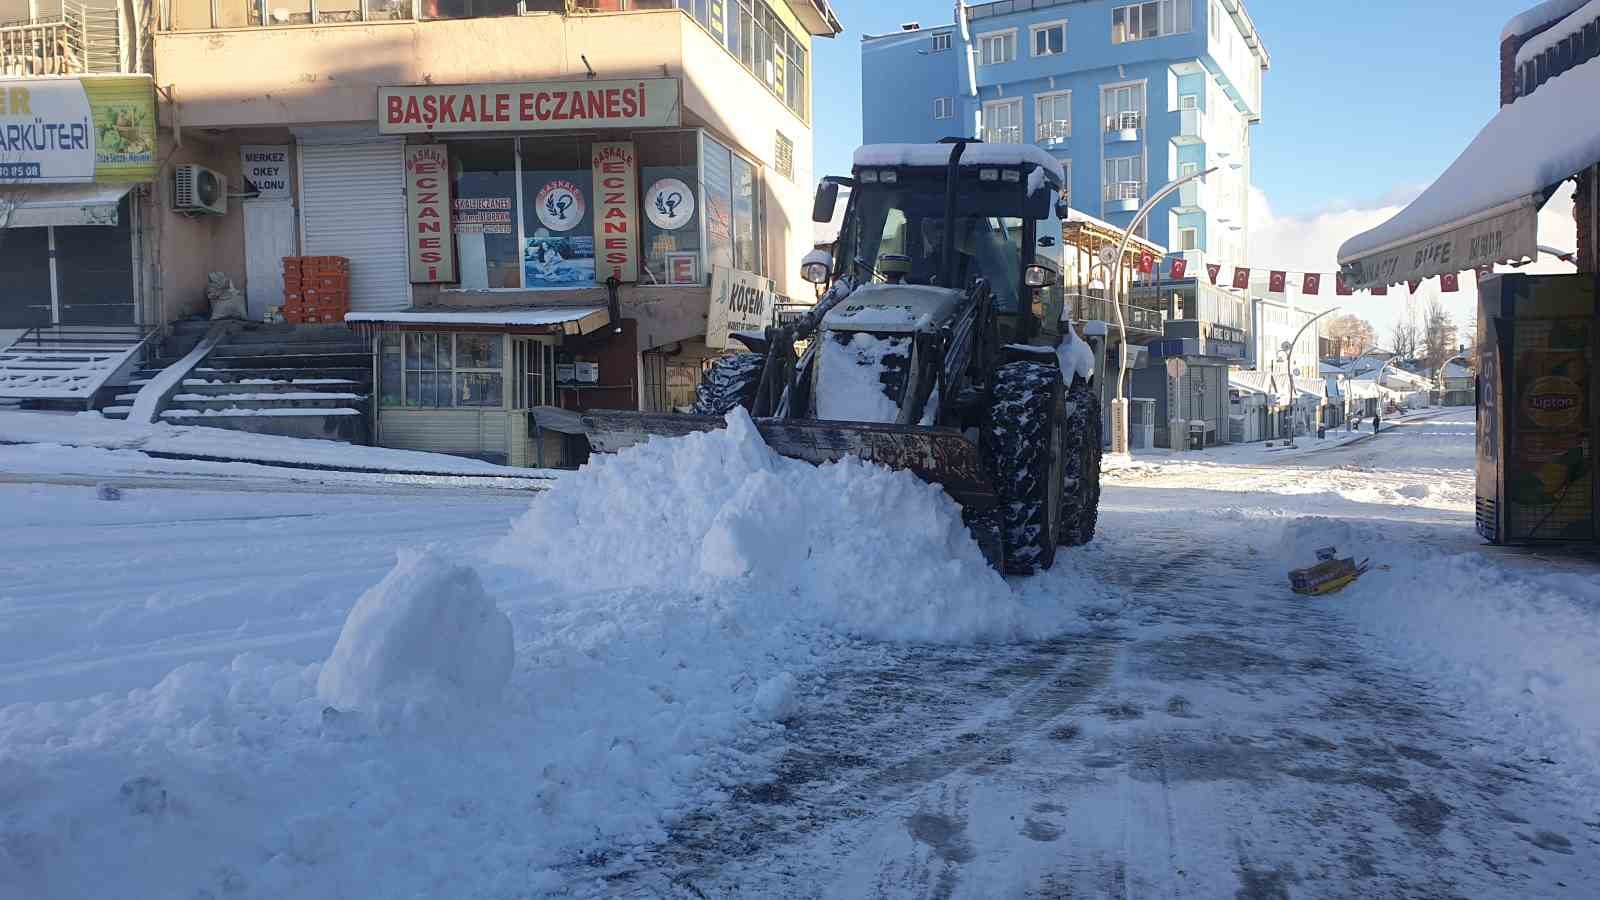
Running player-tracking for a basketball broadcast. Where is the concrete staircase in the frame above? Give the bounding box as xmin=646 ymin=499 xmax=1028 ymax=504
xmin=107 ymin=323 xmax=373 ymax=443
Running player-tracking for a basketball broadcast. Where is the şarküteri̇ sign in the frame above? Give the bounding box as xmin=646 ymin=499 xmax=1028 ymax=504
xmin=0 ymin=75 xmax=157 ymax=184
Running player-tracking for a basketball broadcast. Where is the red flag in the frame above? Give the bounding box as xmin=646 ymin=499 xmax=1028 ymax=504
xmin=1269 ymin=270 xmax=1287 ymax=292
xmin=1169 ymin=257 xmax=1188 ymax=280
xmin=1475 ymin=265 xmax=1493 ymax=283
xmin=1137 ymin=250 xmax=1155 ymax=274
xmin=1373 ymin=284 xmax=1388 ymax=296
xmin=1232 ymin=267 xmax=1250 ymax=289
xmin=1335 ymin=274 xmax=1354 ymax=296
xmin=1207 ymin=263 xmax=1221 ymax=284
xmin=1441 ymin=271 xmax=1460 ymax=293
xmin=1303 ymin=273 xmax=1322 ymax=295
xmin=1407 ymin=279 xmax=1421 ymax=294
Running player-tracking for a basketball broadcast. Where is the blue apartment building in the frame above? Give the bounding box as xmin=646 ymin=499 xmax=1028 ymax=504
xmin=862 ymin=0 xmax=1268 ymax=325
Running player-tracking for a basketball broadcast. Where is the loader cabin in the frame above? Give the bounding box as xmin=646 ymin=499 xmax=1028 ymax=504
xmin=806 ymin=142 xmax=1066 ymax=344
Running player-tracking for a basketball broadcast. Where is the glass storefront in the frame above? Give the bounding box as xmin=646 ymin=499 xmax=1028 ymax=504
xmin=0 ymin=195 xmax=135 ymax=328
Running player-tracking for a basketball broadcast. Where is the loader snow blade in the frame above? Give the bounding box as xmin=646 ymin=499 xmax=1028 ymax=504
xmin=572 ymin=410 xmax=999 ymax=511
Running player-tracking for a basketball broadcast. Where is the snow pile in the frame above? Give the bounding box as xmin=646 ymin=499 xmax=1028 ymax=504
xmin=1504 ymin=0 xmax=1592 ymax=39
xmin=496 ymin=409 xmax=1068 ymax=643
xmin=1516 ymin=0 xmax=1600 ymax=67
xmin=813 ymin=333 xmax=906 ymax=423
xmin=1057 ymin=322 xmax=1096 ymax=381
xmin=317 ymin=550 xmax=513 ymax=719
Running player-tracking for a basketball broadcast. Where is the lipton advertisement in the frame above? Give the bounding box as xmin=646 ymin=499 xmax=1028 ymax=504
xmin=1507 ymin=319 xmax=1592 ymax=540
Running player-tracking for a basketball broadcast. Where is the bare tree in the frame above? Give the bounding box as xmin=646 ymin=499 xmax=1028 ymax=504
xmin=1324 ymin=313 xmax=1377 ymax=360
xmin=1388 ymin=296 xmax=1420 ymax=362
xmin=1422 ymin=296 xmax=1458 ymax=376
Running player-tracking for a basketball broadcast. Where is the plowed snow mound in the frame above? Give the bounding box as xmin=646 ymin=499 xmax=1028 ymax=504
xmin=495 ymin=409 xmax=1067 ymax=642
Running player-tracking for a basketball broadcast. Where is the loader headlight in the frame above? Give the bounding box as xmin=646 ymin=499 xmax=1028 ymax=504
xmin=1001 ymin=169 xmax=1021 ymax=183
xmin=878 ymin=169 xmax=898 ymax=183
xmin=801 ymin=261 xmax=831 ymax=285
xmin=1024 ymin=264 xmax=1056 ymax=288
xmin=859 ymin=170 xmax=879 ymax=183
xmin=979 ymin=168 xmax=999 ymax=182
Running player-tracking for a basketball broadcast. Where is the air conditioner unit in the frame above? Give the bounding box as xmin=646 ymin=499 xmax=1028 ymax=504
xmin=174 ymin=164 xmax=227 ymax=215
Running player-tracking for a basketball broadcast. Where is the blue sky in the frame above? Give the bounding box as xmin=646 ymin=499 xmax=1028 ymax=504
xmin=812 ymin=0 xmax=1524 ymax=218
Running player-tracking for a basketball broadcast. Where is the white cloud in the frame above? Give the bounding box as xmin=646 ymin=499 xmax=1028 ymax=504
xmin=1246 ymin=183 xmax=1579 ymax=344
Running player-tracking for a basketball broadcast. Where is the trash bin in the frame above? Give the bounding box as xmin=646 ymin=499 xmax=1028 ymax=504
xmin=1317 ymin=425 xmax=1327 ymax=439
xmin=1188 ymin=420 xmax=1205 ymax=450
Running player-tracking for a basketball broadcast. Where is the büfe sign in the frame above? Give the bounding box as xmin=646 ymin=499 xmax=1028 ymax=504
xmin=591 ymin=141 xmax=638 ymax=284
xmin=405 ymin=145 xmax=457 ymax=283
xmin=378 ymin=79 xmax=680 ymax=134
xmin=707 ymin=265 xmax=774 ymax=350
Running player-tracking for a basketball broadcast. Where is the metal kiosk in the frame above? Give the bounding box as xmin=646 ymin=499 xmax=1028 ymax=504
xmin=1476 ymin=273 xmax=1600 ymax=545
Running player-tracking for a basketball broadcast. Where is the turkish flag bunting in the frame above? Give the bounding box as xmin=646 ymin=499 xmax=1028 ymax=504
xmin=1408 ymin=279 xmax=1422 ymax=294
xmin=1137 ymin=250 xmax=1155 ymax=274
xmin=1441 ymin=271 xmax=1460 ymax=293
xmin=1335 ymin=274 xmax=1354 ymax=296
xmin=1269 ymin=270 xmax=1287 ymax=292
xmin=1169 ymin=257 xmax=1188 ymax=280
xmin=1232 ymin=267 xmax=1250 ymax=289
xmin=1373 ymin=284 xmax=1388 ymax=296
xmin=1207 ymin=263 xmax=1221 ymax=284
xmin=1303 ymin=273 xmax=1321 ymax=295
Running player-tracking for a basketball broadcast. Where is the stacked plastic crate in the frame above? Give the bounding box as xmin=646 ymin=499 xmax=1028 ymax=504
xmin=281 ymin=256 xmax=351 ymax=324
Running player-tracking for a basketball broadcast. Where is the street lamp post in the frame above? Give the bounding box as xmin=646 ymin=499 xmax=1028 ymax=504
xmin=1106 ymin=166 xmax=1219 ymax=456
xmin=1280 ymin=305 xmax=1339 ymax=449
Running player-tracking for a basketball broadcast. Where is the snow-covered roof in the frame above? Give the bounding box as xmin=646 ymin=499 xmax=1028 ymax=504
xmin=853 ymin=144 xmax=1066 ymax=187
xmin=1338 ymin=55 xmax=1600 ymax=285
xmin=1060 ymin=208 xmax=1167 ymax=256
xmin=1516 ymin=0 xmax=1600 ymax=66
xmin=1441 ymin=359 xmax=1473 ymax=379
xmin=1504 ymin=0 xmax=1592 ymax=39
xmin=345 ymin=306 xmax=609 ymax=331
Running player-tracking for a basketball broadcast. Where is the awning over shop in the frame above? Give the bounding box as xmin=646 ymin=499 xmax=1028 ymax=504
xmin=345 ymin=306 xmax=610 ymax=336
xmin=1338 ymin=54 xmax=1600 ymax=289
xmin=0 ymin=184 xmax=134 ymax=229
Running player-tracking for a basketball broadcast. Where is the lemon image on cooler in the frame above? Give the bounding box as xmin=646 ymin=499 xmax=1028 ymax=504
xmin=1535 ymin=462 xmax=1571 ymax=495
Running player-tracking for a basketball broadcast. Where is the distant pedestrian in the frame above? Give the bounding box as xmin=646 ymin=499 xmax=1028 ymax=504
xmin=1372 ymin=412 xmax=1381 ymax=434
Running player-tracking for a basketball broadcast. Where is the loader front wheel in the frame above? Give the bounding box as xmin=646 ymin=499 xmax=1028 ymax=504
xmin=690 ymin=352 xmax=765 ymax=416
xmin=987 ymin=361 xmax=1065 ymax=575
xmin=1058 ymin=376 xmax=1103 ymax=547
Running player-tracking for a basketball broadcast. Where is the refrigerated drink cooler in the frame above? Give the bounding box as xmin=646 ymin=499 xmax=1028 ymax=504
xmin=1476 ymin=273 xmax=1600 ymax=545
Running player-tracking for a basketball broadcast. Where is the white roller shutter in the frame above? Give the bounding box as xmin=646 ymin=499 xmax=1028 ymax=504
xmin=298 ymin=139 xmax=410 ymax=312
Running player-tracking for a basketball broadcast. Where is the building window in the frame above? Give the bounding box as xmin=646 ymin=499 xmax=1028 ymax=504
xmin=518 ymin=136 xmax=596 ymax=290
xmin=1179 ymin=227 xmax=1198 ymax=251
xmin=384 ymin=332 xmax=505 ymax=409
xmin=1031 ymin=20 xmax=1066 ymax=57
xmin=1035 ymin=90 xmax=1071 ymax=143
xmin=1111 ymin=1 xmax=1192 ymax=44
xmin=1179 ymin=93 xmax=1198 ymax=110
xmin=931 ymin=31 xmax=952 ymax=51
xmin=1103 ymin=154 xmax=1142 ymax=202
xmin=449 ymin=139 xmax=522 ymax=290
xmin=978 ymin=30 xmax=1016 ymax=65
xmin=168 ymin=0 xmax=417 ymax=28
xmin=702 ymin=134 xmax=764 ymax=276
xmin=1210 ymin=0 xmax=1220 ymax=40
xmin=637 ymin=131 xmax=704 ymax=286
xmin=981 ymin=98 xmax=1022 ymax=144
xmin=934 ymin=96 xmax=954 ymax=119
xmin=1103 ymin=82 xmax=1144 ymax=131
xmin=774 ymin=131 xmax=795 ymax=180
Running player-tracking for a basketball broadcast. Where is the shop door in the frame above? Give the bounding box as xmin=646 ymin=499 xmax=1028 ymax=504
xmin=0 ymin=226 xmax=53 ymax=330
xmin=298 ymin=140 xmax=410 ymax=312
xmin=55 ymin=196 xmax=136 ymax=326
xmin=244 ymin=200 xmax=297 ymax=320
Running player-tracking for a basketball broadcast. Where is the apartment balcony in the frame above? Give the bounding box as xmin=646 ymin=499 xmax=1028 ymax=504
xmin=1035 ymin=119 xmax=1070 ymax=148
xmin=0 ymin=3 xmax=122 ymax=76
xmin=983 ymin=125 xmax=1022 ymax=145
xmin=1104 ymin=180 xmax=1142 ymax=213
xmin=1174 ymin=106 xmax=1205 ymax=145
xmin=1103 ymin=110 xmax=1141 ymax=144
xmin=1175 ymin=176 xmax=1211 ymax=213
xmin=1064 ymin=293 xmax=1165 ymax=336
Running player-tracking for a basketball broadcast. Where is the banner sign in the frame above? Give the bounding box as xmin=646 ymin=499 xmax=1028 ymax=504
xmin=379 ymin=78 xmax=680 ymax=134
xmin=404 ymin=145 xmax=456 ymax=283
xmin=707 ymin=265 xmax=774 ymax=350
xmin=0 ymin=75 xmax=156 ymax=183
xmin=1339 ymin=200 xmax=1539 ymax=290
xmin=240 ymin=145 xmax=291 ymax=200
xmin=592 ymin=141 xmax=638 ymax=284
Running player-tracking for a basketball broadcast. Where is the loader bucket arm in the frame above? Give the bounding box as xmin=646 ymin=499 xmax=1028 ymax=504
xmin=574 ymin=410 xmax=998 ymax=513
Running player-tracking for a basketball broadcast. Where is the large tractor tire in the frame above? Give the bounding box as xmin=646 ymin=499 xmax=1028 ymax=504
xmin=1058 ymin=376 xmax=1103 ymax=547
xmin=690 ymin=352 xmax=765 ymax=416
xmin=987 ymin=361 xmax=1066 ymax=575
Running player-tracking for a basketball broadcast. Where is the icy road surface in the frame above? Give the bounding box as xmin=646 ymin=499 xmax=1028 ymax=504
xmin=2 ymin=407 xmax=1597 ymax=898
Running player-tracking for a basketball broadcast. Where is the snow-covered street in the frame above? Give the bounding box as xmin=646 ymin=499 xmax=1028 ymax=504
xmin=3 ymin=408 xmax=1598 ymax=898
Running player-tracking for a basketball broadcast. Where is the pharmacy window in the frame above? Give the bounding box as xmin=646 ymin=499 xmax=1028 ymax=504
xmin=380 ymin=332 xmax=505 ymax=409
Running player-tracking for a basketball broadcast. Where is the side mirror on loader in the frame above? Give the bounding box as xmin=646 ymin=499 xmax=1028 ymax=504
xmin=812 ymin=181 xmax=839 ymax=223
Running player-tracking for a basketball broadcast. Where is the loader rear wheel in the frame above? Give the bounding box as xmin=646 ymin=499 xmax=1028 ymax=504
xmin=987 ymin=361 xmax=1066 ymax=575
xmin=1058 ymin=376 xmax=1103 ymax=547
xmin=690 ymin=352 xmax=765 ymax=416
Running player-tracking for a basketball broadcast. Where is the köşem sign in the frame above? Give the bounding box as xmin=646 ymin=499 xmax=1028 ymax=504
xmin=0 ymin=75 xmax=156 ymax=183
xmin=592 ymin=141 xmax=638 ymax=284
xmin=707 ymin=265 xmax=775 ymax=350
xmin=405 ymin=144 xmax=457 ymax=283
xmin=378 ymin=79 xmax=681 ymax=134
